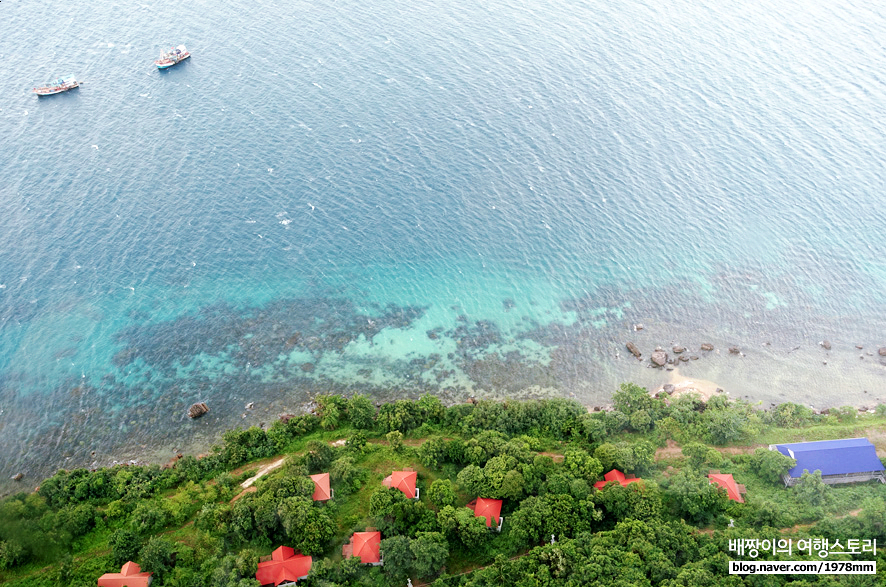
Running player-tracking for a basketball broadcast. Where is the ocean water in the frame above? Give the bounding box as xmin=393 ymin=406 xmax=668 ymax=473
xmin=2 ymin=0 xmax=886 ymax=489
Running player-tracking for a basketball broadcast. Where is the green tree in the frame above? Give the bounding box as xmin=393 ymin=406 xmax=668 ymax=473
xmin=416 ymin=394 xmax=445 ymax=425
xmin=347 ymin=394 xmax=376 ymax=429
xmin=316 ymin=395 xmax=346 ymax=430
xmin=329 ymin=456 xmax=366 ymax=495
xmin=195 ymin=503 xmax=232 ymax=538
xmin=456 ymin=465 xmax=487 ymax=497
xmin=139 ymin=536 xmax=176 ymax=581
xmin=386 ymin=430 xmax=405 ymax=453
xmin=772 ymin=403 xmax=813 ymax=428
xmin=0 ymin=540 xmax=26 ymax=570
xmin=346 ymin=430 xmax=367 ymax=453
xmin=508 ymin=494 xmax=579 ymax=547
xmin=681 ymin=443 xmax=718 ymax=471
xmin=109 ymin=529 xmax=142 ymax=566
xmin=277 ymin=497 xmax=336 ymax=555
xmin=794 ymin=470 xmax=833 ymax=508
xmin=563 ymin=447 xmax=603 ymax=482
xmin=210 ymin=549 xmax=261 ymax=587
xmin=377 ymin=400 xmax=421 ymax=433
xmin=612 ymin=382 xmax=663 ymax=419
xmin=597 ymin=481 xmax=663 ymax=523
xmin=411 ymin=531 xmax=448 ymax=579
xmin=428 ymin=479 xmax=456 ymax=509
xmin=454 ymin=507 xmax=490 ymax=549
xmin=629 ymin=409 xmax=653 ymax=433
xmin=304 ymin=440 xmax=333 ymax=473
xmin=594 ymin=443 xmax=620 ymax=471
xmin=419 ymin=436 xmax=447 ymax=469
xmin=749 ymin=447 xmax=796 ymax=484
xmin=380 ymin=535 xmax=414 ymax=581
xmin=130 ymin=501 xmax=169 ymax=534
xmin=665 ymin=471 xmax=728 ymax=525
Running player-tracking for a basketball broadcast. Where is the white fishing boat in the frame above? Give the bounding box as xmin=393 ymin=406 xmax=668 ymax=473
xmin=155 ymin=45 xmax=190 ymax=69
xmin=33 ymin=75 xmax=80 ymax=96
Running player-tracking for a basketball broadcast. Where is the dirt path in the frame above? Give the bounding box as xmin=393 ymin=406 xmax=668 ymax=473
xmin=226 ymin=457 xmax=287 ymax=503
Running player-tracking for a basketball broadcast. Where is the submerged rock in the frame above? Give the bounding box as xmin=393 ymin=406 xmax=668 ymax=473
xmin=700 ymin=343 xmax=714 ymax=351
xmin=820 ymin=340 xmax=832 ymax=350
xmin=11 ymin=473 xmax=23 ymax=482
xmin=728 ymin=346 xmax=741 ymax=355
xmin=672 ymin=345 xmax=686 ymax=354
xmin=188 ymin=402 xmax=209 ymax=419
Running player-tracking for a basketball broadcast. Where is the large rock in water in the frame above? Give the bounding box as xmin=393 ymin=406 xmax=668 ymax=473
xmin=820 ymin=340 xmax=832 ymax=350
xmin=700 ymin=343 xmax=714 ymax=351
xmin=879 ymin=347 xmax=886 ymax=357
xmin=626 ymin=342 xmax=642 ymax=358
xmin=650 ymin=349 xmax=668 ymax=367
xmin=188 ymin=402 xmax=210 ymax=419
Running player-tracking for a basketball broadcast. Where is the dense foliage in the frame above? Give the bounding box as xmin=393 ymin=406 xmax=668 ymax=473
xmin=2 ymin=387 xmax=886 ymax=586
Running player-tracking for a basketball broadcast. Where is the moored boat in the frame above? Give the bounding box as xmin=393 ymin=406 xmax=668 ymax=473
xmin=33 ymin=75 xmax=80 ymax=96
xmin=155 ymin=45 xmax=190 ymax=69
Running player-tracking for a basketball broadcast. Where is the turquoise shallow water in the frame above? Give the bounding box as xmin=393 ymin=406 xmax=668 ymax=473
xmin=2 ymin=0 xmax=886 ymax=488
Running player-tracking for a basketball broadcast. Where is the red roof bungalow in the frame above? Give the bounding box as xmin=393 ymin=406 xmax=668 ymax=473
xmin=310 ymin=473 xmax=333 ymax=501
xmin=382 ymin=469 xmax=419 ymax=499
xmin=342 ymin=531 xmax=383 ymax=566
xmin=593 ymin=469 xmax=641 ymax=490
xmin=708 ymin=473 xmax=746 ymax=503
xmin=467 ymin=498 xmax=504 ymax=532
xmin=97 ymin=561 xmax=153 ymax=587
xmin=255 ymin=546 xmax=312 ymax=586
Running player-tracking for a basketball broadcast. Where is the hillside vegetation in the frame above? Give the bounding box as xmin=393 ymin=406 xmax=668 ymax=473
xmin=2 ymin=385 xmax=886 ymax=586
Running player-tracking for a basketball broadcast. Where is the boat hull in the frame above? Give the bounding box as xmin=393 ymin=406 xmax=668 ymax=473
xmin=155 ymin=53 xmax=190 ymax=69
xmin=34 ymin=83 xmax=79 ymax=96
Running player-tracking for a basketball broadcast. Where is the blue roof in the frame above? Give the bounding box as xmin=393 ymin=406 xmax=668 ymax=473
xmin=773 ymin=438 xmax=885 ymax=478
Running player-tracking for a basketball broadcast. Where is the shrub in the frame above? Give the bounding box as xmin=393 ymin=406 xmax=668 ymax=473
xmin=139 ymin=537 xmax=176 ymax=580
xmin=347 ymin=394 xmax=377 ymax=429
xmin=109 ymin=529 xmax=142 ymax=566
xmin=428 ymin=479 xmax=456 ymax=509
xmin=386 ymin=430 xmax=405 ymax=453
xmin=750 ymin=447 xmax=796 ymax=484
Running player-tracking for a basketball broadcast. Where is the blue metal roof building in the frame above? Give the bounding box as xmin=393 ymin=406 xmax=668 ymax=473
xmin=770 ymin=438 xmax=886 ymax=486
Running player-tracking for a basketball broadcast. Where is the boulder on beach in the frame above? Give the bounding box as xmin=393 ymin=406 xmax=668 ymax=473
xmin=650 ymin=349 xmax=668 ymax=367
xmin=662 ymin=383 xmax=675 ymax=395
xmin=626 ymin=342 xmax=642 ymax=358
xmin=188 ymin=402 xmax=210 ymax=419
xmin=700 ymin=343 xmax=714 ymax=351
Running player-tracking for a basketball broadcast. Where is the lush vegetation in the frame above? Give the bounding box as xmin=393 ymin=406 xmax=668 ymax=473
xmin=2 ymin=386 xmax=886 ymax=586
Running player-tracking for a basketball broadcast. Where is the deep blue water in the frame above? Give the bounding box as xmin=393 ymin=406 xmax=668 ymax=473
xmin=3 ymin=0 xmax=886 ymax=487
